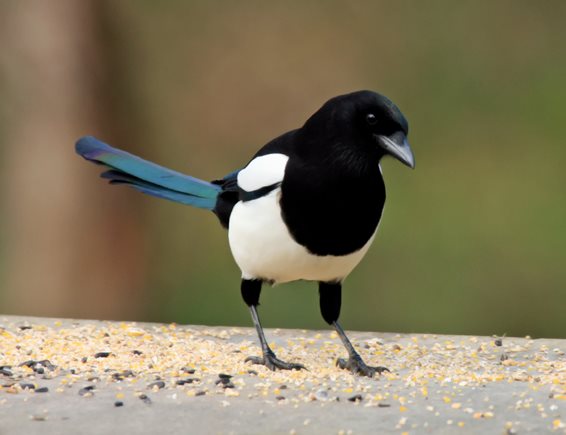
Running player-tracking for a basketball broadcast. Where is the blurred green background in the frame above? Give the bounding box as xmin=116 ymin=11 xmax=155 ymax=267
xmin=0 ymin=1 xmax=565 ymax=338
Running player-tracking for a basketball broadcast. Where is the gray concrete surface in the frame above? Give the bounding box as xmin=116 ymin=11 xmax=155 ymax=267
xmin=0 ymin=315 xmax=565 ymax=434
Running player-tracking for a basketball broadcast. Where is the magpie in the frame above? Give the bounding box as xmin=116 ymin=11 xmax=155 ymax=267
xmin=75 ymin=90 xmax=415 ymax=377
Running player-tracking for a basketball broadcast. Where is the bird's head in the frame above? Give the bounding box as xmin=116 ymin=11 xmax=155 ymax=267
xmin=302 ymin=90 xmax=415 ymax=169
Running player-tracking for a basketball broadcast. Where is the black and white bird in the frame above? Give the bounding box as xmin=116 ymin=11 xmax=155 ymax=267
xmin=76 ymin=90 xmax=415 ymax=377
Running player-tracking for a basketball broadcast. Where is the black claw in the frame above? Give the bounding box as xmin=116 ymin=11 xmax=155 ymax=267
xmin=244 ymin=355 xmax=262 ymax=365
xmin=336 ymin=355 xmax=389 ymax=377
xmin=245 ymin=353 xmax=305 ymax=371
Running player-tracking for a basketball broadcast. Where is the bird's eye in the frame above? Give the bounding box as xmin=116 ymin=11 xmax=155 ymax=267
xmin=366 ymin=113 xmax=377 ymax=125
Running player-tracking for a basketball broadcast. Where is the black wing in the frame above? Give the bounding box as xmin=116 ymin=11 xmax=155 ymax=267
xmin=211 ymin=129 xmax=298 ymax=229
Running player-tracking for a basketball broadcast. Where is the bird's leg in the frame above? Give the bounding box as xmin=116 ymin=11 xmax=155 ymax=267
xmin=246 ymin=305 xmax=305 ymax=371
xmin=319 ymin=281 xmax=389 ymax=377
xmin=333 ymin=320 xmax=389 ymax=377
xmin=241 ymin=279 xmax=305 ymax=371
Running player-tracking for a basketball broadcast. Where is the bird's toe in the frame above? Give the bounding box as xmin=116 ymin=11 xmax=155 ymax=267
xmin=336 ymin=355 xmax=388 ymax=378
xmin=244 ymin=355 xmax=264 ymax=365
xmin=245 ymin=353 xmax=305 ymax=371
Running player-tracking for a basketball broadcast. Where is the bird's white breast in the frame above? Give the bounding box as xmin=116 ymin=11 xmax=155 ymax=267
xmin=228 ymin=153 xmax=375 ymax=284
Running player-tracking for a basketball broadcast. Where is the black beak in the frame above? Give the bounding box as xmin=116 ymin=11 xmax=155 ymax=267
xmin=376 ymin=133 xmax=415 ymax=169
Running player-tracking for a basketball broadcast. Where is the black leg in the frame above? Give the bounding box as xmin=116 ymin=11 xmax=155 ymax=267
xmin=319 ymin=281 xmax=341 ymax=324
xmin=241 ymin=279 xmax=305 ymax=371
xmin=319 ymin=281 xmax=389 ymax=377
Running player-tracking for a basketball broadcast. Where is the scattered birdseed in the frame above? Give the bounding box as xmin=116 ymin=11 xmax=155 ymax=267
xmin=348 ymin=394 xmax=363 ymax=403
xmin=19 ymin=383 xmax=35 ymax=390
xmin=18 ymin=360 xmax=55 ymax=375
xmin=1 ymin=317 xmax=564 ymax=433
xmin=112 ymin=370 xmax=135 ymax=381
xmin=78 ymin=386 xmax=95 ymax=396
xmin=176 ymin=378 xmax=199 ymax=385
xmin=224 ymin=389 xmax=240 ymax=397
xmin=216 ymin=374 xmax=235 ymax=389
xmin=313 ymin=389 xmax=329 ymax=401
xmin=148 ymin=380 xmax=166 ymax=390
xmin=41 ymin=360 xmax=56 ymax=370
xmin=94 ymin=352 xmax=111 ymax=359
xmin=139 ymin=394 xmax=152 ymax=404
xmin=0 ymin=366 xmax=14 ymax=377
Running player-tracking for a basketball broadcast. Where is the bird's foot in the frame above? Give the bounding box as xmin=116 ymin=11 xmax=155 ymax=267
xmin=336 ymin=354 xmax=389 ymax=377
xmin=245 ymin=351 xmax=305 ymax=371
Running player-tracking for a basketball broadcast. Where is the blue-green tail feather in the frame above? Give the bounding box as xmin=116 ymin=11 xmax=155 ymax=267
xmin=76 ymin=136 xmax=221 ymax=210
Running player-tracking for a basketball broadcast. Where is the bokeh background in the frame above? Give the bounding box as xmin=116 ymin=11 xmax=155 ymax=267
xmin=1 ymin=1 xmax=564 ymax=338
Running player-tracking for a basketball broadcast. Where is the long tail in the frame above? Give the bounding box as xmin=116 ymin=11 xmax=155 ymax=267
xmin=75 ymin=136 xmax=221 ymax=210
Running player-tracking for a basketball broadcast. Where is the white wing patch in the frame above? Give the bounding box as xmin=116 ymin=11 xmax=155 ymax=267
xmin=237 ymin=153 xmax=289 ymax=192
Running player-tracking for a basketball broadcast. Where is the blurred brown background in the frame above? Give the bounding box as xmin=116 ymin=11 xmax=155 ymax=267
xmin=0 ymin=1 xmax=565 ymax=338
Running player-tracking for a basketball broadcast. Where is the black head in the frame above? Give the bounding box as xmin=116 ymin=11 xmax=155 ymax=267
xmin=301 ymin=90 xmax=415 ymax=168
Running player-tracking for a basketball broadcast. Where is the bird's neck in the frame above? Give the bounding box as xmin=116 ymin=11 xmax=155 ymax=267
xmin=298 ymin=142 xmax=383 ymax=184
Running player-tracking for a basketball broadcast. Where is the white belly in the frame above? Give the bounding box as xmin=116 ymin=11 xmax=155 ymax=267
xmin=228 ymin=189 xmax=375 ymax=284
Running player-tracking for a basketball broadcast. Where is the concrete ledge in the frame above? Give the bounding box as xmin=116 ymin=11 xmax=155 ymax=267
xmin=0 ymin=315 xmax=565 ymax=434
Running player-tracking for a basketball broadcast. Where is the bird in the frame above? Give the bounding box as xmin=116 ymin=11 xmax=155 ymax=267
xmin=75 ymin=90 xmax=415 ymax=377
